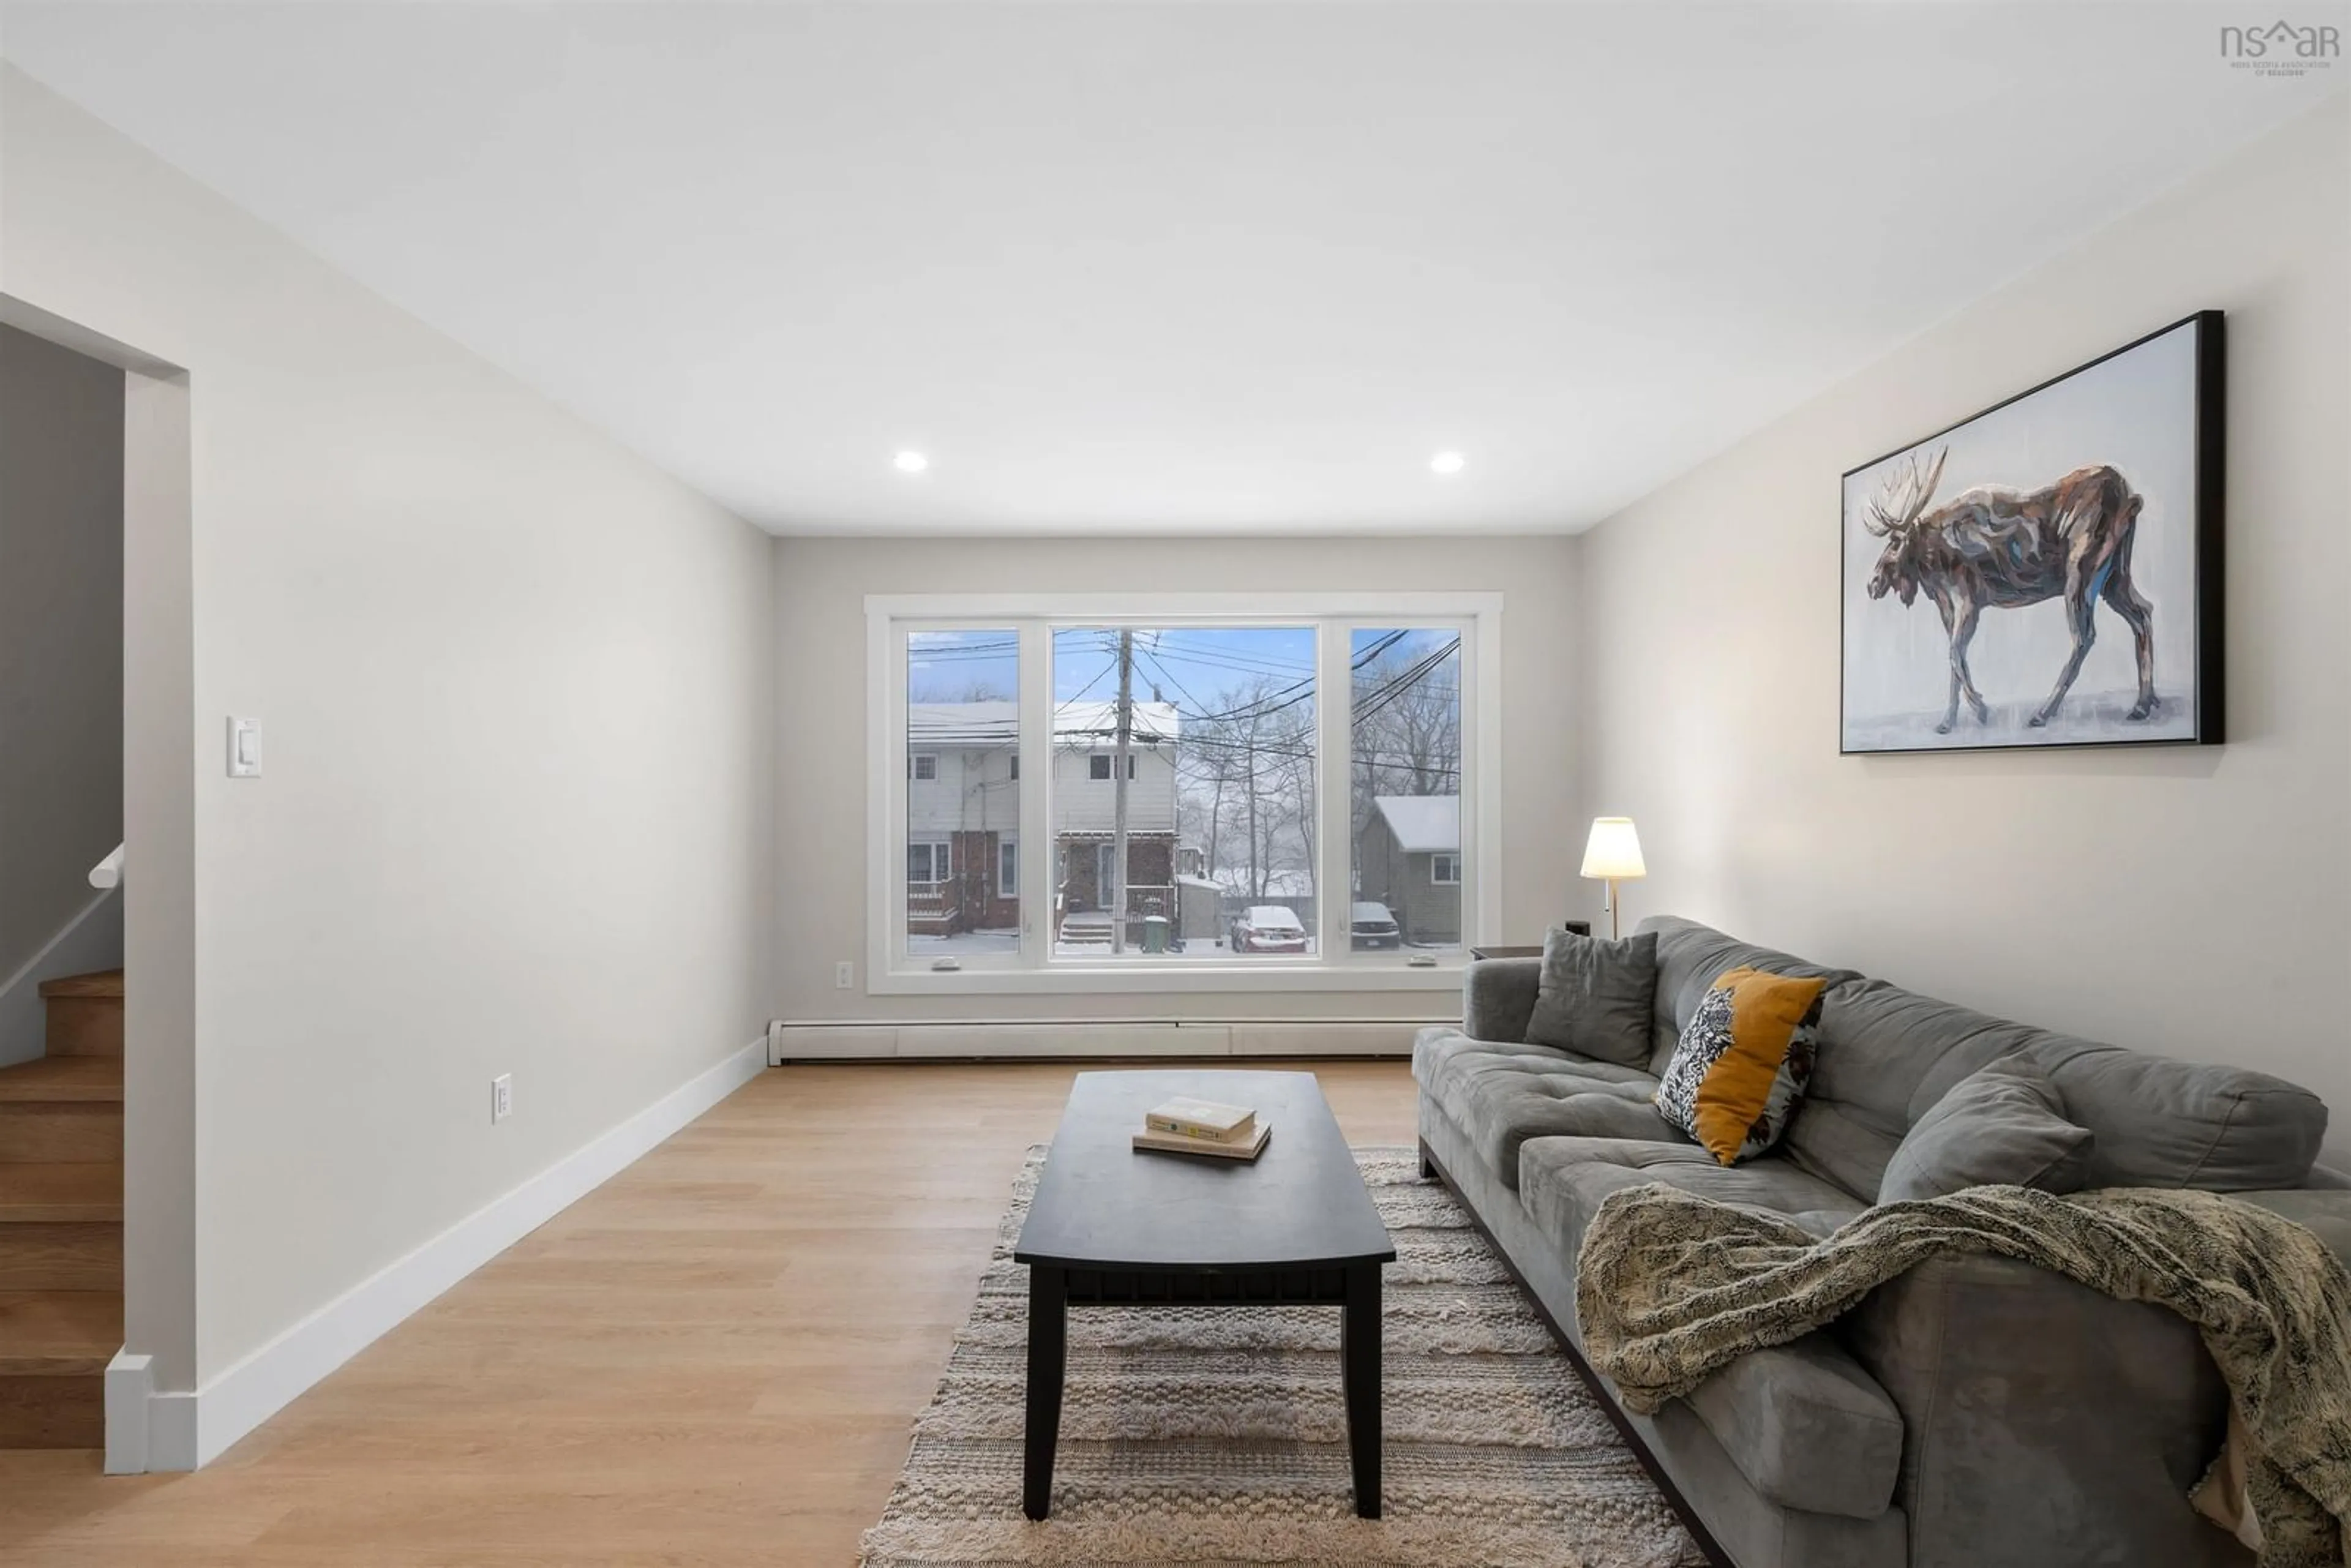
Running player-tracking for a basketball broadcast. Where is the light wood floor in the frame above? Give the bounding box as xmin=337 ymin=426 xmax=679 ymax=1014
xmin=0 ymin=1059 xmax=1419 ymax=1566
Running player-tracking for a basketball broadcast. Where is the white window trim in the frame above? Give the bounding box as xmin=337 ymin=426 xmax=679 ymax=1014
xmin=909 ymin=752 xmax=938 ymax=782
xmin=1431 ymin=853 xmax=1461 ymax=885
xmin=867 ymin=592 xmax=1504 ymax=994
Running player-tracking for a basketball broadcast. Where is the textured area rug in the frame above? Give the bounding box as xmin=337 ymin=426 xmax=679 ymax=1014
xmin=858 ymin=1146 xmax=1706 ymax=1567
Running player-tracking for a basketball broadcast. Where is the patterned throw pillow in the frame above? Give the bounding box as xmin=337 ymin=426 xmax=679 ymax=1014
xmin=1654 ymin=966 xmax=1828 ymax=1166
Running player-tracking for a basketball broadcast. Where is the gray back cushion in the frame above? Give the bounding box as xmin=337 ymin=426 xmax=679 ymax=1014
xmin=2023 ymin=1035 xmax=2327 ymax=1191
xmin=1636 ymin=915 xmax=2331 ymax=1201
xmin=1641 ymin=916 xmax=1858 ymax=1072
xmin=1878 ymin=1054 xmax=2094 ymax=1202
xmin=1871 ymin=986 xmax=2330 ymax=1191
xmin=1796 ymin=977 xmax=2039 ymax=1199
xmin=1640 ymin=917 xmax=1867 ymax=1190
xmin=1524 ymin=927 xmax=1657 ymax=1065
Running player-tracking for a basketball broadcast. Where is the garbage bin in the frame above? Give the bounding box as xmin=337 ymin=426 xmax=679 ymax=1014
xmin=1141 ymin=915 xmax=1170 ymax=955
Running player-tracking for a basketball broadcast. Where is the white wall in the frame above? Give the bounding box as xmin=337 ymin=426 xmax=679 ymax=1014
xmin=1577 ymin=98 xmax=2351 ymax=1162
xmin=0 ymin=322 xmax=124 ymax=1049
xmin=1 ymin=67 xmax=776 ymax=1395
xmin=774 ymin=534 xmax=1580 ymax=1022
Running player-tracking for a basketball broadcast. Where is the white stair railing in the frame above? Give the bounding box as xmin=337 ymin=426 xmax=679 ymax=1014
xmin=89 ymin=843 xmax=123 ymax=890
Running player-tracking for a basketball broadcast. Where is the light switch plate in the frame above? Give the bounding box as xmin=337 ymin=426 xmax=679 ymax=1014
xmin=492 ymin=1074 xmax=512 ymax=1124
xmin=227 ymin=717 xmax=262 ymax=778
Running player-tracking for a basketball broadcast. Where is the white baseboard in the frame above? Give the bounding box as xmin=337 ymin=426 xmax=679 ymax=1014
xmin=134 ymin=1037 xmax=768 ymax=1471
xmin=770 ymin=1016 xmax=1445 ymax=1062
xmin=0 ymin=885 xmax=122 ymax=1068
xmin=103 ymin=1350 xmax=152 ymax=1474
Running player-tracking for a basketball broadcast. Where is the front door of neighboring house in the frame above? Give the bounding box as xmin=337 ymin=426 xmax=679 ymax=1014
xmin=1095 ymin=842 xmax=1116 ymax=909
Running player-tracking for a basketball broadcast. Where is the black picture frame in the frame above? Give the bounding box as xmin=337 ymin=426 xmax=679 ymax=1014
xmin=1839 ymin=310 xmax=2224 ymax=755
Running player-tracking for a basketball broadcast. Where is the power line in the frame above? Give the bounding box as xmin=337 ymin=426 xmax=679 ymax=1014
xmin=1134 ymin=644 xmax=1217 ymax=719
xmin=1352 ymin=638 xmax=1461 ymax=729
xmin=1149 ymin=633 xmax=1319 ymax=675
xmin=1051 ymin=659 xmax=1117 ymax=716
xmin=1154 ymin=628 xmax=1414 ymax=729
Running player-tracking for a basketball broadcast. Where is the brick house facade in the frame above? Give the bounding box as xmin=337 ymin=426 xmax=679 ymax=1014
xmin=905 ymin=700 xmax=1182 ymax=939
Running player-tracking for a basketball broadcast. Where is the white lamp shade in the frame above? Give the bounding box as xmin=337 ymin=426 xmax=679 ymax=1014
xmin=1580 ymin=817 xmax=1646 ymax=880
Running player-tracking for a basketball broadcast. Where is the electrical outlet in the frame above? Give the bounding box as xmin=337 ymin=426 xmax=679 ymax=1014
xmin=834 ymin=961 xmax=855 ymax=990
xmin=492 ymin=1074 xmax=512 ymax=1124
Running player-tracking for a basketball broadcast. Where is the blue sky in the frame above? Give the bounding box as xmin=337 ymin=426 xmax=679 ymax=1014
xmin=907 ymin=626 xmax=1455 ymax=712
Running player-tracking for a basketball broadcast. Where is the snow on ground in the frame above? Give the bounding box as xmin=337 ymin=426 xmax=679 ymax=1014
xmin=909 ymin=930 xmax=1021 ymax=956
xmin=1049 ymin=939 xmax=1322 ymax=959
xmin=910 ymin=931 xmax=1337 ymax=959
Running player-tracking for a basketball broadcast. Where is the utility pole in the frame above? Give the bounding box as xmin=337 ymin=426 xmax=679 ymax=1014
xmin=1111 ymin=629 xmax=1133 ymax=956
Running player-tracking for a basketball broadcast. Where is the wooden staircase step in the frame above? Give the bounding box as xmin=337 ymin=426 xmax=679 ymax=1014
xmin=0 ymin=1166 xmax=121 ymax=1223
xmin=0 ymin=1223 xmax=121 ymax=1291
xmin=0 ymin=1373 xmax=102 ymax=1447
xmin=36 ymin=970 xmax=122 ymax=1000
xmin=42 ymin=999 xmax=122 ymax=1059
xmin=0 ymin=1062 xmax=124 ymax=1165
xmin=0 ymin=1059 xmax=122 ymax=1102
xmin=0 ymin=1103 xmax=121 ymax=1165
xmin=0 ymin=972 xmax=124 ymax=1450
xmin=39 ymin=972 xmax=125 ymax=1059
xmin=0 ymin=1291 xmax=121 ymax=1376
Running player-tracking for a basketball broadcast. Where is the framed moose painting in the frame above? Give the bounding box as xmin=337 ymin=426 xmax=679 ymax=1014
xmin=1840 ymin=311 xmax=2223 ymax=754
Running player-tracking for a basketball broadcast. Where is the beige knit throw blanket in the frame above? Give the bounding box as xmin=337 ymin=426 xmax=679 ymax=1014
xmin=1575 ymin=1184 xmax=2351 ymax=1568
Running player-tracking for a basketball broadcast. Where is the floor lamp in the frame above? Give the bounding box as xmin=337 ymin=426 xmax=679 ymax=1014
xmin=1580 ymin=817 xmax=1646 ymax=940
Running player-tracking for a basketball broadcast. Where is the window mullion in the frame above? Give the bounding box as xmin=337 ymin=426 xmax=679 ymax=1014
xmin=1017 ymin=621 xmax=1051 ymax=969
xmin=1466 ymin=613 xmax=1499 ymax=947
xmin=1317 ymin=621 xmax=1352 ymax=967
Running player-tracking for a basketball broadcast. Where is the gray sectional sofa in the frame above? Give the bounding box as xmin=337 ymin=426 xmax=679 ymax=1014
xmin=1414 ymin=915 xmax=2351 ymax=1568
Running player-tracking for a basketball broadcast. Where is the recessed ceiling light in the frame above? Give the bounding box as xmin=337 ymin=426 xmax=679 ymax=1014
xmin=1430 ymin=451 xmax=1466 ymax=476
xmin=894 ymin=450 xmax=930 ymax=474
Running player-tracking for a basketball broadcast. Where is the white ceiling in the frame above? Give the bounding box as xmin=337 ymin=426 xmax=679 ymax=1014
xmin=2 ymin=4 xmax=2338 ymax=536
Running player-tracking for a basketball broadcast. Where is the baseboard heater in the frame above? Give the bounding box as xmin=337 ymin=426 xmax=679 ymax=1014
xmin=767 ymin=1016 xmax=1454 ymax=1064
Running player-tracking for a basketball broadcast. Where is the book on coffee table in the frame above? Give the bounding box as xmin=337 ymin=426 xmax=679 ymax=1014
xmin=1133 ymin=1121 xmax=1272 ymax=1161
xmin=1144 ymin=1096 xmax=1256 ymax=1143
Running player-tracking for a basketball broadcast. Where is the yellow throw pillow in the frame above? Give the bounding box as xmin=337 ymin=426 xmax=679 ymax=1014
xmin=1653 ymin=966 xmax=1828 ymax=1166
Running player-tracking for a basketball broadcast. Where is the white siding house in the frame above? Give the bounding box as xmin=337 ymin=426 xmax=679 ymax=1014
xmin=902 ymin=701 xmax=1181 ymax=936
xmin=906 ymin=702 xmax=1022 ymax=836
xmin=1046 ymin=702 xmax=1177 ymax=835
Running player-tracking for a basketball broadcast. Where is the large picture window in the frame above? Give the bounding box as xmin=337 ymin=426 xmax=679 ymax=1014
xmin=869 ymin=595 xmax=1501 ymax=992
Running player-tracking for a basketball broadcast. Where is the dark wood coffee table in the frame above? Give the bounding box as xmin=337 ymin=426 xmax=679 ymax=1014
xmin=1013 ymin=1069 xmax=1397 ymax=1520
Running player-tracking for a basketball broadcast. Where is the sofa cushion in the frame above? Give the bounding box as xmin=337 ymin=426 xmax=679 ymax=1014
xmin=1790 ymin=969 xmax=2330 ymax=1200
xmin=1879 ymin=1054 xmax=2095 ymax=1202
xmin=1640 ymin=917 xmax=1859 ymax=1075
xmin=1520 ymin=1135 xmax=1862 ymax=1259
xmin=1786 ymin=977 xmax=2023 ymax=1200
xmin=2027 ymin=1038 xmax=2328 ymax=1192
xmin=1520 ymin=1137 xmax=1898 ymax=1519
xmin=1654 ymin=967 xmax=1827 ymax=1166
xmin=1413 ymin=1033 xmax=1676 ymax=1190
xmin=1632 ymin=916 xmax=2333 ymax=1199
xmin=1414 ymin=1030 xmax=1660 ymax=1100
xmin=1525 ymin=927 xmax=1658 ymax=1065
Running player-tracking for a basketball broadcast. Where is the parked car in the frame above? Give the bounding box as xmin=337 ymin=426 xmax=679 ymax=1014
xmin=1233 ymin=906 xmax=1309 ymax=954
xmin=1349 ymin=901 xmax=1401 ymax=950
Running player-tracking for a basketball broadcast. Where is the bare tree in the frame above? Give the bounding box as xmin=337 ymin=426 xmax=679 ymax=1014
xmin=1350 ymin=642 xmax=1460 ymax=842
